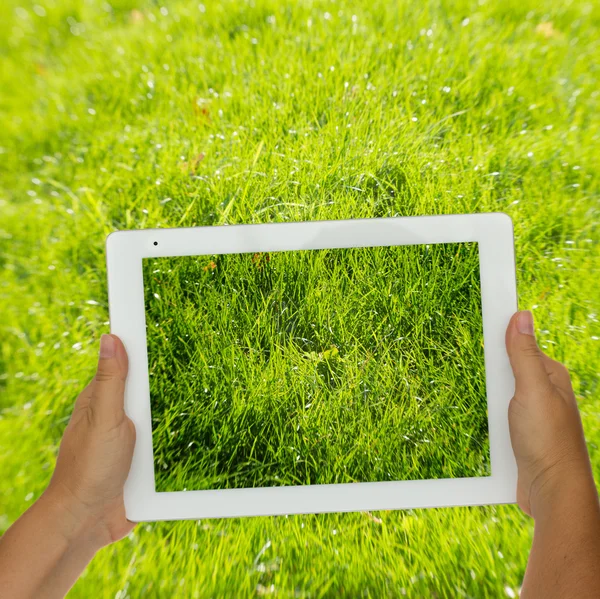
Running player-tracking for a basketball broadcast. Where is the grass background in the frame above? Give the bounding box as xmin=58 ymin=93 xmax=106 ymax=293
xmin=1 ymin=0 xmax=598 ymax=596
xmin=144 ymin=243 xmax=489 ymax=492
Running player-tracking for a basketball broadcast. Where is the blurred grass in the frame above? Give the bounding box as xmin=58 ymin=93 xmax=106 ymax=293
xmin=0 ymin=0 xmax=599 ymax=597
xmin=144 ymin=243 xmax=489 ymax=492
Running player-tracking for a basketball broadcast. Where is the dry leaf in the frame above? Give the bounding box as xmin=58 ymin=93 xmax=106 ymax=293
xmin=535 ymin=22 xmax=559 ymax=38
xmin=251 ymin=252 xmax=271 ymax=269
xmin=179 ymin=153 xmax=205 ymax=174
xmin=130 ymin=9 xmax=144 ymax=23
xmin=365 ymin=511 xmax=383 ymax=524
xmin=193 ymin=98 xmax=212 ymax=120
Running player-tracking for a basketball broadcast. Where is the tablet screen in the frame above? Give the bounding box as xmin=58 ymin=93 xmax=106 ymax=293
xmin=142 ymin=242 xmax=490 ymax=492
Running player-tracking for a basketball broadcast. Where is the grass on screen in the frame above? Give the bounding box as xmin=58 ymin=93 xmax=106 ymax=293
xmin=144 ymin=242 xmax=489 ymax=492
xmin=1 ymin=0 xmax=599 ymax=596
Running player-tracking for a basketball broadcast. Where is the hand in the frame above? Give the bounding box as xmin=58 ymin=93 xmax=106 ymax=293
xmin=505 ymin=310 xmax=594 ymax=519
xmin=43 ymin=334 xmax=137 ymax=549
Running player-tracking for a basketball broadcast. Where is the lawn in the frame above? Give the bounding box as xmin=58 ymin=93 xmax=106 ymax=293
xmin=1 ymin=0 xmax=599 ymax=597
xmin=144 ymin=243 xmax=489 ymax=492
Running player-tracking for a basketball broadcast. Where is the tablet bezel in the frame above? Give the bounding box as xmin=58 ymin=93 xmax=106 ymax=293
xmin=106 ymin=213 xmax=518 ymax=522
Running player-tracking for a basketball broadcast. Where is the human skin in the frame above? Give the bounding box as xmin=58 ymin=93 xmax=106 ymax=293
xmin=0 ymin=312 xmax=599 ymax=598
xmin=0 ymin=334 xmax=136 ymax=598
xmin=505 ymin=311 xmax=600 ymax=598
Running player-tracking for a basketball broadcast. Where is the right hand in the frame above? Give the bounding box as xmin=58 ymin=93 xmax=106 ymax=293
xmin=505 ymin=310 xmax=595 ymax=519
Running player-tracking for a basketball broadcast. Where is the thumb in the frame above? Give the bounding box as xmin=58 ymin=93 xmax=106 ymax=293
xmin=90 ymin=334 xmax=129 ymax=427
xmin=506 ymin=311 xmax=552 ymax=398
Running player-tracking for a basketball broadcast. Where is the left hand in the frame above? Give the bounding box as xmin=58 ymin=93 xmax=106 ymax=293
xmin=44 ymin=334 xmax=137 ymax=548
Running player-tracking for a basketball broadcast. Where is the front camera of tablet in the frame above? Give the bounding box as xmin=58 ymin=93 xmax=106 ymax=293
xmin=153 ymin=241 xmax=158 ymax=246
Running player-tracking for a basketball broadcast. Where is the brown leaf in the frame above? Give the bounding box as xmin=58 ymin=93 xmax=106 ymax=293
xmin=251 ymin=252 xmax=270 ymax=269
xmin=535 ymin=22 xmax=560 ymax=38
xmin=364 ymin=511 xmax=383 ymax=524
xmin=130 ymin=9 xmax=144 ymax=24
xmin=179 ymin=153 xmax=205 ymax=174
xmin=192 ymin=98 xmax=212 ymax=121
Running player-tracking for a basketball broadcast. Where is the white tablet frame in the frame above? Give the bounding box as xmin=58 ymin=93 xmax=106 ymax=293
xmin=106 ymin=213 xmax=518 ymax=522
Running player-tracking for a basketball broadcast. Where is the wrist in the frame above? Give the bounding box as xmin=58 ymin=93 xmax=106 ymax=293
xmin=40 ymin=483 xmax=108 ymax=552
xmin=529 ymin=455 xmax=599 ymax=523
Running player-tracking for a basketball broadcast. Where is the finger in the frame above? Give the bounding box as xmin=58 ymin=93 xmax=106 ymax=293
xmin=505 ymin=311 xmax=553 ymax=398
xmin=89 ymin=334 xmax=129 ymax=427
xmin=70 ymin=378 xmax=95 ymax=415
xmin=541 ymin=354 xmax=575 ymax=397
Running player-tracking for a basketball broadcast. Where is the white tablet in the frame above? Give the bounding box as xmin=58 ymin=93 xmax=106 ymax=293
xmin=106 ymin=213 xmax=518 ymax=522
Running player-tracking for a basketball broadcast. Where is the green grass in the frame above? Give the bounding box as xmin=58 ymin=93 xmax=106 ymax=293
xmin=1 ymin=0 xmax=599 ymax=596
xmin=145 ymin=243 xmax=490 ymax=492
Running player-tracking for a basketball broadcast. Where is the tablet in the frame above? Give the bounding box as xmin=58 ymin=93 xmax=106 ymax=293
xmin=106 ymin=214 xmax=518 ymax=522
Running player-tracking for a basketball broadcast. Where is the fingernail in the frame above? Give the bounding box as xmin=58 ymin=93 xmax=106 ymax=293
xmin=99 ymin=334 xmax=116 ymax=358
xmin=517 ymin=311 xmax=535 ymax=336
